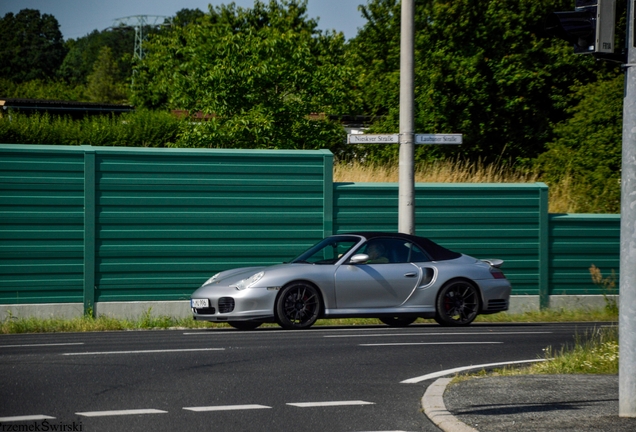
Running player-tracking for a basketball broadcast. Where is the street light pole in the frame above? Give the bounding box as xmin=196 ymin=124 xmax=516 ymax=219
xmin=619 ymin=0 xmax=636 ymax=418
xmin=399 ymin=0 xmax=415 ymax=235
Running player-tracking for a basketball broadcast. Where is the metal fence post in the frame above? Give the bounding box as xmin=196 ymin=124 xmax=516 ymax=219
xmin=539 ymin=183 xmax=550 ymax=309
xmin=83 ymin=147 xmax=96 ymax=317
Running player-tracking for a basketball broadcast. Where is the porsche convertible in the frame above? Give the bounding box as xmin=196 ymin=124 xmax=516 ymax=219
xmin=190 ymin=232 xmax=511 ymax=330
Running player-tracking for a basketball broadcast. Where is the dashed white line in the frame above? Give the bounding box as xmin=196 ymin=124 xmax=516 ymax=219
xmin=61 ymin=348 xmax=224 ymax=356
xmin=183 ymin=404 xmax=271 ymax=412
xmin=9 ymin=401 xmax=377 ymax=421
xmin=324 ymin=331 xmax=552 ymax=338
xmin=0 ymin=343 xmax=85 ymax=348
xmin=361 ymin=342 xmax=502 ymax=347
xmin=0 ymin=415 xmax=55 ymax=422
xmin=76 ymin=409 xmax=168 ymax=417
xmin=287 ymin=401 xmax=375 ymax=408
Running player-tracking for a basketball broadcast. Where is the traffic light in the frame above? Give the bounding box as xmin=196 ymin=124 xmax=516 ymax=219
xmin=546 ymin=0 xmax=616 ymax=54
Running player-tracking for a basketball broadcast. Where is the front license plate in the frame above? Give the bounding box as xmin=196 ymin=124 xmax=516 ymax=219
xmin=191 ymin=298 xmax=209 ymax=308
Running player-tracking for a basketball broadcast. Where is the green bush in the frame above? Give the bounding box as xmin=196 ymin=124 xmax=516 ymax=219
xmin=533 ymin=75 xmax=623 ymax=214
xmin=0 ymin=110 xmax=347 ymax=155
xmin=0 ymin=110 xmax=182 ymax=147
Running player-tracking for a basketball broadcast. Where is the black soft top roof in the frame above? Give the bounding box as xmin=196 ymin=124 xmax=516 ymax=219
xmin=344 ymin=232 xmax=462 ymax=261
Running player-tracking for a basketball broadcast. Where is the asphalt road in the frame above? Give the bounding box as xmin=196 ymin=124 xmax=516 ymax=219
xmin=0 ymin=322 xmax=602 ymax=432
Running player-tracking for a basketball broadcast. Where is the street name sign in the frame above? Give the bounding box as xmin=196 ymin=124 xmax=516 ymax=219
xmin=415 ymin=134 xmax=462 ymax=145
xmin=347 ymin=134 xmax=399 ymax=144
xmin=347 ymin=133 xmax=462 ymax=145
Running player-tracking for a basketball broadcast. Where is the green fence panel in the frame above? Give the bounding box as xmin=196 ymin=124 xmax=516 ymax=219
xmin=93 ymin=147 xmax=333 ymax=302
xmin=0 ymin=144 xmax=333 ymax=305
xmin=0 ymin=143 xmax=623 ymax=308
xmin=0 ymin=145 xmax=85 ymax=304
xmin=334 ymin=182 xmax=549 ymax=296
xmin=549 ymin=214 xmax=621 ymax=295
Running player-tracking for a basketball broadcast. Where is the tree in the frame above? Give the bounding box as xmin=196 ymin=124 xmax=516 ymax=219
xmin=172 ymin=8 xmax=206 ymax=27
xmin=0 ymin=9 xmax=67 ymax=82
xmin=347 ymin=0 xmax=621 ymax=164
xmin=86 ymin=46 xmax=128 ymax=103
xmin=132 ymin=0 xmax=355 ymax=152
xmin=58 ymin=27 xmax=135 ymax=85
xmin=534 ymin=75 xmax=624 ymax=213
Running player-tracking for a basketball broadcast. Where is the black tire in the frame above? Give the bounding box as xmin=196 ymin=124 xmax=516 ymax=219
xmin=434 ymin=280 xmax=480 ymax=326
xmin=379 ymin=317 xmax=417 ymax=327
xmin=275 ymin=282 xmax=321 ymax=330
xmin=228 ymin=321 xmax=261 ymax=330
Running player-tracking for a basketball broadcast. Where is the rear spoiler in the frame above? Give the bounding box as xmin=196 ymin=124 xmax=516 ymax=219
xmin=481 ymin=259 xmax=504 ymax=268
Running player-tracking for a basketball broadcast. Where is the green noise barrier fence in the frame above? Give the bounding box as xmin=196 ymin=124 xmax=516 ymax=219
xmin=0 ymin=144 xmax=621 ymax=314
xmin=0 ymin=145 xmax=334 ymax=313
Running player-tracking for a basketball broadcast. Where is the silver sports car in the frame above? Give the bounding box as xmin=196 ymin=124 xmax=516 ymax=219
xmin=190 ymin=232 xmax=511 ymax=330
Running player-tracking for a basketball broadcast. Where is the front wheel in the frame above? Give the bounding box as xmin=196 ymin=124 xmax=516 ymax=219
xmin=434 ymin=280 xmax=480 ymax=326
xmin=228 ymin=321 xmax=261 ymax=330
xmin=379 ymin=317 xmax=417 ymax=327
xmin=275 ymin=282 xmax=321 ymax=330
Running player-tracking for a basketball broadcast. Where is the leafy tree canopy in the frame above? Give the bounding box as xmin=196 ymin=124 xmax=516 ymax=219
xmin=535 ymin=74 xmax=623 ymax=213
xmin=0 ymin=9 xmax=67 ymax=82
xmin=86 ymin=46 xmax=128 ymax=104
xmin=132 ymin=0 xmax=356 ymax=152
xmin=348 ymin=0 xmax=622 ymax=164
xmin=172 ymin=8 xmax=206 ymax=27
xmin=58 ymin=27 xmax=135 ymax=85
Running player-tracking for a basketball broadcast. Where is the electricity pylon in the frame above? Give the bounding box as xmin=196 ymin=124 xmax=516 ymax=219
xmin=112 ymin=15 xmax=171 ymax=60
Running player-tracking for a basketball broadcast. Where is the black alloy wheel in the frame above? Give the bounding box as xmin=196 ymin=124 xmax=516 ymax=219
xmin=434 ymin=280 xmax=480 ymax=326
xmin=276 ymin=282 xmax=321 ymax=330
xmin=379 ymin=317 xmax=417 ymax=327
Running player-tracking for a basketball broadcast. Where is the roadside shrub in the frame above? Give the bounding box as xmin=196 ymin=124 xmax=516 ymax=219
xmin=0 ymin=110 xmax=182 ymax=147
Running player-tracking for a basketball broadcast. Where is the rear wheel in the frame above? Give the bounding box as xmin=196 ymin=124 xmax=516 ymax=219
xmin=275 ymin=282 xmax=321 ymax=330
xmin=434 ymin=280 xmax=480 ymax=326
xmin=379 ymin=317 xmax=417 ymax=327
xmin=228 ymin=321 xmax=261 ymax=330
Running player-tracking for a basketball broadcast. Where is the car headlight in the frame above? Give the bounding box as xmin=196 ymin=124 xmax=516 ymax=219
xmin=232 ymin=271 xmax=264 ymax=291
xmin=203 ymin=273 xmax=220 ymax=286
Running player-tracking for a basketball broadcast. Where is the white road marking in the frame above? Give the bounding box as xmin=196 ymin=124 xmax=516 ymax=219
xmin=325 ymin=331 xmax=552 ymax=338
xmin=287 ymin=401 xmax=375 ymax=408
xmin=61 ymin=348 xmax=224 ymax=356
xmin=184 ymin=404 xmax=271 ymax=412
xmin=0 ymin=415 xmax=55 ymax=422
xmin=183 ymin=331 xmax=243 ymax=335
xmin=400 ymin=358 xmax=549 ymax=384
xmin=361 ymin=342 xmax=502 ymax=347
xmin=76 ymin=409 xmax=167 ymax=417
xmin=0 ymin=343 xmax=85 ymax=348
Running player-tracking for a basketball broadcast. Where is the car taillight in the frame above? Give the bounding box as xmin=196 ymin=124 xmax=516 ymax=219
xmin=490 ymin=268 xmax=507 ymax=279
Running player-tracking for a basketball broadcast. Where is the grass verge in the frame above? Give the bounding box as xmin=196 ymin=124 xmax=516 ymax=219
xmin=451 ymin=325 xmax=619 ymax=382
xmin=0 ymin=307 xmax=618 ymax=335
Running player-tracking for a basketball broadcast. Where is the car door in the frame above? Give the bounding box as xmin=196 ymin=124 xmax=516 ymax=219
xmin=334 ymin=261 xmax=420 ymax=308
xmin=333 ymin=238 xmax=421 ymax=309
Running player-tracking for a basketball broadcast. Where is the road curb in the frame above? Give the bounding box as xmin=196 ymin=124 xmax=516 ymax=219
xmin=421 ymin=378 xmax=478 ymax=432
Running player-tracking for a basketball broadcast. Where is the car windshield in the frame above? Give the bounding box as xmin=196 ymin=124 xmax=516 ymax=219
xmin=291 ymin=236 xmax=360 ymax=265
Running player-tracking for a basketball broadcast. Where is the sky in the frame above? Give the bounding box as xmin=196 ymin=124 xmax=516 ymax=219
xmin=0 ymin=0 xmax=368 ymax=40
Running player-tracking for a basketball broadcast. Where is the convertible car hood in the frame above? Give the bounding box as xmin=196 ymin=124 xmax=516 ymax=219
xmin=200 ymin=262 xmax=308 ymax=288
xmin=205 ymin=266 xmax=266 ymax=286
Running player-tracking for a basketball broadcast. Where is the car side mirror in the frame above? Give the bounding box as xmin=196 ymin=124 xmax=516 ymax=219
xmin=349 ymin=254 xmax=369 ymax=264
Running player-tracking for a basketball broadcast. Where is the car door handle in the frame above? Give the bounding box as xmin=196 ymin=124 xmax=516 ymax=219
xmin=404 ymin=272 xmax=417 ymax=278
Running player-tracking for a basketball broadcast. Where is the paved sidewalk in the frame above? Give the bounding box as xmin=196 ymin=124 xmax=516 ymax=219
xmin=423 ymin=374 xmax=636 ymax=432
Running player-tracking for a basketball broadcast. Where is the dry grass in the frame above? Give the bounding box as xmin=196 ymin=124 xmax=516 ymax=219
xmin=334 ymin=159 xmax=575 ymax=213
xmin=334 ymin=159 xmax=538 ymax=183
